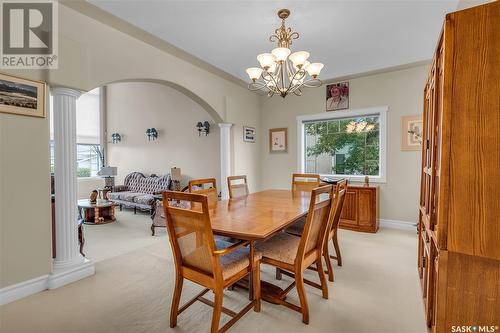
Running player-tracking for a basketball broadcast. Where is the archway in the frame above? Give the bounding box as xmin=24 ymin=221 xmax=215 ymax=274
xmin=49 ymin=78 xmax=232 ymax=285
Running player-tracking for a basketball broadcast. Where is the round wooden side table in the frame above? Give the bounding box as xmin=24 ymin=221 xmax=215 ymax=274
xmin=78 ymin=199 xmax=117 ymax=225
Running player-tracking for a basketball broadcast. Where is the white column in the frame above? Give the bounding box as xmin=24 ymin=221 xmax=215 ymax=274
xmin=218 ymin=123 xmax=233 ymax=200
xmin=49 ymin=87 xmax=94 ymax=289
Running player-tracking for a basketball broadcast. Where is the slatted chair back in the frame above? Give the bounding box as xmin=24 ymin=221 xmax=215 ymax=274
xmin=188 ymin=178 xmax=218 ymax=209
xmin=291 ymin=173 xmax=321 ymax=192
xmin=227 ymin=175 xmax=249 ymax=199
xmin=162 ymin=191 xmax=221 ymax=279
xmin=296 ymin=185 xmax=334 ymax=261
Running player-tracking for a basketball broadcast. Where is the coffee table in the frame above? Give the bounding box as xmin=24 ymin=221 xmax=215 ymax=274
xmin=78 ymin=199 xmax=117 ymax=225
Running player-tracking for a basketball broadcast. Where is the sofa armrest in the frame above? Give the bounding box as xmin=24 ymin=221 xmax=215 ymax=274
xmin=113 ymin=185 xmax=129 ymax=192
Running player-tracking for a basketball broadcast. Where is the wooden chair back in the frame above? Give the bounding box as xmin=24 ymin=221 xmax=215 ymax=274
xmin=292 ymin=173 xmax=321 ymax=192
xmin=227 ymin=175 xmax=249 ymax=199
xmin=162 ymin=191 xmax=222 ymax=279
xmin=331 ymin=179 xmax=348 ymax=233
xmin=296 ymin=185 xmax=334 ymax=264
xmin=188 ymin=178 xmax=218 ymax=209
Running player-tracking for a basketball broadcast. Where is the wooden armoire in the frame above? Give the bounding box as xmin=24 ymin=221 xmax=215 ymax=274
xmin=417 ymin=2 xmax=499 ymax=332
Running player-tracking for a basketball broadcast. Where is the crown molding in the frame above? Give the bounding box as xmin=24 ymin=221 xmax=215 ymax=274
xmin=60 ymin=0 xmax=248 ymax=89
xmin=321 ymin=60 xmax=431 ymax=85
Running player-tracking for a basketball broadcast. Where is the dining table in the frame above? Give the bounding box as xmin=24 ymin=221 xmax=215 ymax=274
xmin=208 ymin=189 xmax=313 ymax=303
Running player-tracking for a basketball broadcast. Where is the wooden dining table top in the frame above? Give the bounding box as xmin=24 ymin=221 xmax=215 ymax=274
xmin=209 ymin=189 xmax=311 ymax=241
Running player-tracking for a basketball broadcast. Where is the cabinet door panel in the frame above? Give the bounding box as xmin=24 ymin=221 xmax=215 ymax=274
xmin=358 ymin=190 xmax=374 ymax=226
xmin=340 ymin=190 xmax=357 ymax=225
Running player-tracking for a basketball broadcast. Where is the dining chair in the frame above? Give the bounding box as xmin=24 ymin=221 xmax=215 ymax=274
xmin=291 ymin=173 xmax=321 ymax=192
xmin=255 ymin=185 xmax=335 ymax=324
xmin=286 ymin=179 xmax=348 ymax=282
xmin=162 ymin=190 xmax=261 ymax=333
xmin=227 ymin=175 xmax=249 ymax=199
xmin=322 ymin=179 xmax=347 ymax=282
xmin=188 ymin=178 xmax=218 ymax=209
xmin=276 ymin=173 xmax=321 ymax=279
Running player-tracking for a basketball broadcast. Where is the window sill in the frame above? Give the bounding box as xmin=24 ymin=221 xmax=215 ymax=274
xmin=77 ymin=177 xmax=103 ymax=182
xmin=320 ymin=174 xmax=386 ymax=184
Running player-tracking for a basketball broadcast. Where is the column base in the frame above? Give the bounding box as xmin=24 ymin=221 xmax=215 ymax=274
xmin=48 ymin=258 xmax=95 ymax=289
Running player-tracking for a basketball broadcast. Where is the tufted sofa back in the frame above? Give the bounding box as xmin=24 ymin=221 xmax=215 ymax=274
xmin=124 ymin=172 xmax=171 ymax=194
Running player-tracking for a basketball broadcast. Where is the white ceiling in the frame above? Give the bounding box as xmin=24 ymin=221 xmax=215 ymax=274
xmin=89 ymin=0 xmax=459 ymax=82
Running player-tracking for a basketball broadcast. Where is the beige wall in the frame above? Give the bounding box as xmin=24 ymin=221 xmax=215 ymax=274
xmin=260 ymin=64 xmax=429 ymax=223
xmin=0 ymin=113 xmax=52 ymax=287
xmin=0 ymin=3 xmax=260 ymax=289
xmin=77 ymin=178 xmax=105 ymax=200
xmin=106 ymin=82 xmax=221 ymax=188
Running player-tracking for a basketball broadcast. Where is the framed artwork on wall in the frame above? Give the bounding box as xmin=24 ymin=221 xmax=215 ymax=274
xmin=243 ymin=126 xmax=256 ymax=143
xmin=0 ymin=72 xmax=46 ymax=118
xmin=401 ymin=115 xmax=423 ymax=151
xmin=326 ymin=81 xmax=349 ymax=111
xmin=269 ymin=128 xmax=288 ymax=153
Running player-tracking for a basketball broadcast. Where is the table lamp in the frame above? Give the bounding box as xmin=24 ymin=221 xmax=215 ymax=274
xmin=171 ymin=167 xmax=182 ymax=191
xmin=97 ymin=166 xmax=117 ymax=188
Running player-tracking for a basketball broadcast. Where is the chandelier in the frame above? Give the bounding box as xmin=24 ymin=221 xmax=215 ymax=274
xmin=245 ymin=9 xmax=324 ymax=98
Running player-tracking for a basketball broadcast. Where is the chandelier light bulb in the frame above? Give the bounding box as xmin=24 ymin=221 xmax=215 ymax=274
xmin=289 ymin=51 xmax=310 ymax=68
xmin=257 ymin=53 xmax=276 ymax=69
xmin=246 ymin=67 xmax=263 ymax=81
xmin=306 ymin=63 xmax=324 ymax=77
xmin=271 ymin=47 xmax=291 ymax=62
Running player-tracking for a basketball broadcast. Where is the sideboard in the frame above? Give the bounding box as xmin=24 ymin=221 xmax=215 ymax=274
xmin=339 ymin=185 xmax=379 ymax=233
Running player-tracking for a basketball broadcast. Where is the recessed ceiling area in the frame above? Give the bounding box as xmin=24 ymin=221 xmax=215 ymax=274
xmin=88 ymin=0 xmax=459 ymax=82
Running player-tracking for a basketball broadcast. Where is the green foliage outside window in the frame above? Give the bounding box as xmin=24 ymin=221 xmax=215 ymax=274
xmin=77 ymin=167 xmax=91 ymax=178
xmin=305 ymin=116 xmax=380 ymax=176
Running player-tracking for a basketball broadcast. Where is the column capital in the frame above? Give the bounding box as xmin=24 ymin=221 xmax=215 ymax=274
xmin=218 ymin=122 xmax=233 ymax=129
xmin=51 ymin=87 xmax=82 ymax=99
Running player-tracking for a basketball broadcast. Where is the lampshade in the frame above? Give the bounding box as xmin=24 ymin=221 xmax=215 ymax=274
xmin=97 ymin=166 xmax=117 ymax=177
xmin=246 ymin=67 xmax=263 ymax=80
xmin=171 ymin=167 xmax=182 ymax=181
xmin=289 ymin=51 xmax=310 ymax=67
xmin=271 ymin=47 xmax=291 ymax=62
xmin=306 ymin=63 xmax=324 ymax=77
xmin=257 ymin=53 xmax=276 ymax=69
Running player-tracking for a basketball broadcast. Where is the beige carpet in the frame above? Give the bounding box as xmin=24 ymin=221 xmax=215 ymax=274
xmin=83 ymin=210 xmax=164 ymax=262
xmin=0 ymin=225 xmax=427 ymax=333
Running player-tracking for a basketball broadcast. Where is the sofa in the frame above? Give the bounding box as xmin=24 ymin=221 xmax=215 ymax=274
xmin=107 ymin=172 xmax=171 ymax=214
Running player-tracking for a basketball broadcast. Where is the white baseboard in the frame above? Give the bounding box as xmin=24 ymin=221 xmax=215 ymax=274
xmin=380 ymin=219 xmax=417 ymax=231
xmin=0 ymin=275 xmax=49 ymax=305
xmin=0 ymin=259 xmax=95 ymax=306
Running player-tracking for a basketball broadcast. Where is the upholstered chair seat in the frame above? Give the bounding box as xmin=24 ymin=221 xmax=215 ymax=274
xmin=216 ymin=240 xmax=262 ymax=279
xmin=255 ymin=232 xmax=301 ymax=265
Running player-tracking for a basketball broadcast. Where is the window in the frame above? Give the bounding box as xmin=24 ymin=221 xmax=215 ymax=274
xmin=297 ymin=107 xmax=387 ymax=183
xmin=50 ymin=88 xmax=102 ymax=178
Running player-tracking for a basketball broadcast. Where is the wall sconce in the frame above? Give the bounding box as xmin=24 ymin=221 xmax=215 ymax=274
xmin=196 ymin=121 xmax=210 ymax=136
xmin=111 ymin=133 xmax=121 ymax=144
xmin=146 ymin=128 xmax=158 ymax=141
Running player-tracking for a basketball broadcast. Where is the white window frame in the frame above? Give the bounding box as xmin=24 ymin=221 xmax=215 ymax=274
xmin=297 ymin=106 xmax=388 ymax=183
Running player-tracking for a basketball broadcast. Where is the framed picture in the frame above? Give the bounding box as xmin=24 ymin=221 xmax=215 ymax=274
xmin=243 ymin=126 xmax=255 ymax=143
xmin=326 ymin=81 xmax=349 ymax=111
xmin=0 ymin=72 xmax=46 ymax=118
xmin=401 ymin=115 xmax=423 ymax=151
xmin=269 ymin=128 xmax=288 ymax=153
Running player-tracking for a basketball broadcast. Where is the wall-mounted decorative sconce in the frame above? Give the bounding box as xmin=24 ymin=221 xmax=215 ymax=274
xmin=111 ymin=133 xmax=121 ymax=144
xmin=146 ymin=128 xmax=158 ymax=141
xmin=196 ymin=121 xmax=210 ymax=136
